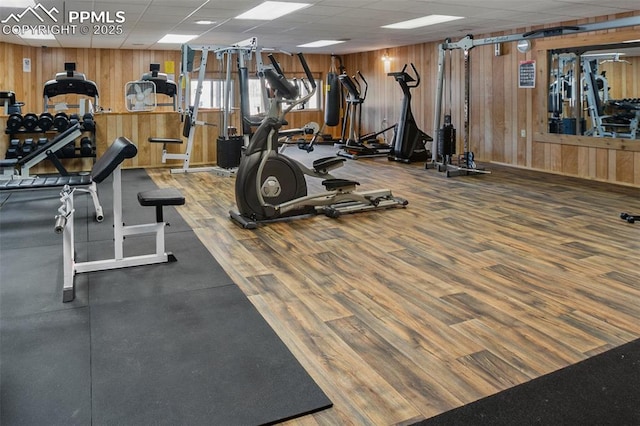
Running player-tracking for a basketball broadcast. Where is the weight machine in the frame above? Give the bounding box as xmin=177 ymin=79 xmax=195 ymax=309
xmin=428 ymin=15 xmax=640 ymax=177
xmin=150 ymin=40 xmax=257 ymax=175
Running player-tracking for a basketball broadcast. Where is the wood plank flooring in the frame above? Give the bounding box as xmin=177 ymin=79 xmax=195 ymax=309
xmin=146 ymin=145 xmax=640 ymax=425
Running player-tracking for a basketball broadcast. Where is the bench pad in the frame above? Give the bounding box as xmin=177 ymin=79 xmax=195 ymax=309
xmin=137 ymin=188 xmax=185 ymax=207
xmin=0 ymin=175 xmax=92 ymax=190
xmin=148 ymin=137 xmax=183 ymax=144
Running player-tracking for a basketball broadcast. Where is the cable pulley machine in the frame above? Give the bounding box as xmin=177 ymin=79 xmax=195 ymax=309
xmin=152 ymin=40 xmax=257 ymax=175
xmin=428 ymin=15 xmax=640 ymax=178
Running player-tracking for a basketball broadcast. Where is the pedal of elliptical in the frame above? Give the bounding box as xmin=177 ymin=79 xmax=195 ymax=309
xmin=313 ymin=156 xmax=346 ymax=173
xmin=322 ymin=178 xmax=359 ymax=191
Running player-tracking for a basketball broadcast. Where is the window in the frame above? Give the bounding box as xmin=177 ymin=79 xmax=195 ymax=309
xmin=247 ymin=78 xmax=323 ymax=115
xmin=189 ymin=80 xmax=234 ymax=109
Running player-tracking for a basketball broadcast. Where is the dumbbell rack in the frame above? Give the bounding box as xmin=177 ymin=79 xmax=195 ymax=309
xmin=4 ymin=112 xmax=97 ymax=172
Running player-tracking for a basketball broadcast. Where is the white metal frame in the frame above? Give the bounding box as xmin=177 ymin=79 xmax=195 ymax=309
xmin=56 ymin=165 xmax=173 ymax=302
xmin=160 ymin=41 xmax=257 ymax=175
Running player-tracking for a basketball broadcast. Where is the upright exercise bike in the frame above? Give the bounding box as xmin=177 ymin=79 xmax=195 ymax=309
xmin=230 ymin=53 xmax=407 ymax=229
xmin=388 ymin=63 xmax=432 ymax=163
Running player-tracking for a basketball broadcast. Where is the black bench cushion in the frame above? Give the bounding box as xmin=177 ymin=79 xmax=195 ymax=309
xmin=137 ymin=188 xmax=185 ymax=207
xmin=91 ymin=137 xmax=138 ymax=183
xmin=148 ymin=137 xmax=183 ymax=144
xmin=0 ymin=175 xmax=91 ymax=189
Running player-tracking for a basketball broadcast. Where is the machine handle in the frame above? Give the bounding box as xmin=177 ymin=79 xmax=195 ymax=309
xmin=297 ymin=53 xmax=316 ymax=90
xmin=357 ymin=71 xmax=368 ymax=100
xmin=268 ymin=54 xmax=284 ymax=76
xmin=409 ymin=63 xmax=420 ymax=87
xmin=54 ymin=215 xmax=67 ymax=234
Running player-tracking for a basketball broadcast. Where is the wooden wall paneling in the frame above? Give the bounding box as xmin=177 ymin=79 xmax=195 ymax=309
xmin=595 ymin=148 xmax=609 ymax=181
xmin=549 ymin=143 xmax=562 ymax=172
xmin=3 ymin=12 xmax=640 ymax=184
xmin=615 ymin=150 xmax=634 ymax=184
xmin=561 ymin=144 xmax=579 ymax=175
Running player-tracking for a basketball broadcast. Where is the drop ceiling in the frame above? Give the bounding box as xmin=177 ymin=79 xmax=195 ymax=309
xmin=1 ymin=0 xmax=638 ymax=53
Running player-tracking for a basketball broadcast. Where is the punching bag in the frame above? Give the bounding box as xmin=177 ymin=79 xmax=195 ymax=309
xmin=324 ymin=55 xmax=341 ymax=127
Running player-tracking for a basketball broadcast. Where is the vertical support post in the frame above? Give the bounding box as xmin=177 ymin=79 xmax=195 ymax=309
xmin=112 ymin=167 xmax=124 ymax=260
xmin=223 ymin=50 xmax=232 ymax=139
xmin=182 ymin=48 xmax=209 ymax=170
xmin=463 ymin=48 xmax=471 ymax=155
xmin=63 ymin=192 xmax=75 ymax=295
xmin=432 ymin=43 xmax=446 ymax=162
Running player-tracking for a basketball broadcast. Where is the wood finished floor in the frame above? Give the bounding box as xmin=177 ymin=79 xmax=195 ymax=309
xmin=146 ymin=144 xmax=640 ymax=425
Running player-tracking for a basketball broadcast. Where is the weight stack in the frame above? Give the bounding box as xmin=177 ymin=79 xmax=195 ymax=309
xmin=437 ymin=123 xmax=456 ymax=157
xmin=216 ymin=135 xmax=243 ymax=169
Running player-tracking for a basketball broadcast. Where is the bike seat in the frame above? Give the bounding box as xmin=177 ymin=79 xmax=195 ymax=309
xmin=322 ymin=178 xmax=359 ymax=191
xmin=313 ymin=156 xmax=345 ymax=174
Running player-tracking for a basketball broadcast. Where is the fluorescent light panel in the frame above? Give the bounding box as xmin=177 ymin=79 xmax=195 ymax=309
xmin=158 ymin=34 xmax=197 ymax=44
xmin=297 ymin=40 xmax=345 ymax=48
xmin=235 ymin=1 xmax=310 ymax=20
xmin=20 ymin=29 xmax=55 ymax=40
xmin=3 ymin=0 xmax=35 ymax=7
xmin=195 ymin=20 xmax=215 ymax=25
xmin=382 ymin=14 xmax=464 ymax=29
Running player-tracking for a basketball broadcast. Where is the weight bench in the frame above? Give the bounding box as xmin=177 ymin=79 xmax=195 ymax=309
xmin=55 ymin=136 xmax=185 ymax=302
xmin=0 ymin=125 xmax=108 ymax=222
xmin=0 ymin=124 xmax=82 ymax=177
xmin=0 ymin=125 xmax=105 ymax=221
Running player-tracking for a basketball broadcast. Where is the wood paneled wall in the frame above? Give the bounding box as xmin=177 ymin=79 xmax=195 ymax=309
xmin=0 ymin=43 xmax=335 ymax=170
xmin=2 ymin=11 xmax=640 ymax=185
xmin=343 ymin=12 xmax=640 ymax=187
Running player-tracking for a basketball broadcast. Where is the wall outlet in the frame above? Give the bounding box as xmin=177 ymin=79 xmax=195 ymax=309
xmin=520 ymin=129 xmax=526 ymax=138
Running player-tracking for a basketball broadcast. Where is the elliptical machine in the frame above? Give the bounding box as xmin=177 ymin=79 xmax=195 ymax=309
xmin=387 ymin=63 xmax=432 ymax=163
xmin=336 ymin=71 xmax=394 ymax=159
xmin=230 ymin=53 xmax=407 ymax=229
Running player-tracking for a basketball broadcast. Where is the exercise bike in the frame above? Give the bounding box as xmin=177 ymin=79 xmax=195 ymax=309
xmin=388 ymin=63 xmax=433 ymax=163
xmin=229 ymin=53 xmax=407 ymax=229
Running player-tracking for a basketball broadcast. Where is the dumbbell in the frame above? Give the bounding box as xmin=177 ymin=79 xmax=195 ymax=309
xmin=6 ymin=113 xmax=23 ymax=132
xmin=54 ymin=112 xmax=69 ymax=131
xmin=80 ymin=136 xmax=93 ymax=156
xmin=69 ymin=113 xmax=80 ymax=129
xmin=58 ymin=141 xmax=76 ymax=158
xmin=82 ymin=113 xmax=95 ymax=131
xmin=21 ymin=138 xmax=35 ymax=155
xmin=22 ymin=113 xmax=39 ymax=131
xmin=38 ymin=112 xmax=54 ymax=131
xmin=5 ymin=139 xmax=21 ymax=159
xmin=38 ymin=137 xmax=49 ymax=148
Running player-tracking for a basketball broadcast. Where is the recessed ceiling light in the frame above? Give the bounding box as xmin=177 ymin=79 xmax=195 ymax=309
xmin=20 ymin=29 xmax=55 ymax=40
xmin=235 ymin=1 xmax=310 ymax=21
xmin=297 ymin=40 xmax=345 ymax=48
xmin=157 ymin=34 xmax=197 ymax=44
xmin=195 ymin=20 xmax=215 ymax=25
xmin=382 ymin=14 xmax=464 ymax=30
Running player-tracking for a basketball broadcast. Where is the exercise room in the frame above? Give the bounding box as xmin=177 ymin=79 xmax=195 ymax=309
xmin=1 ymin=0 xmax=639 ymax=424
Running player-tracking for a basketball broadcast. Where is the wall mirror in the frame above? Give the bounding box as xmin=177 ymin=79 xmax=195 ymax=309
xmin=547 ymin=41 xmax=640 ymax=141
